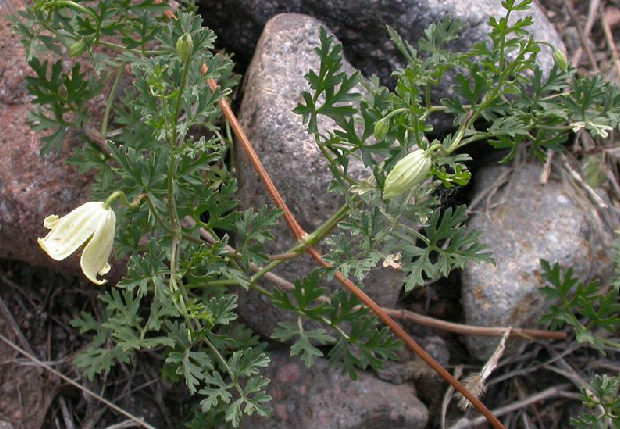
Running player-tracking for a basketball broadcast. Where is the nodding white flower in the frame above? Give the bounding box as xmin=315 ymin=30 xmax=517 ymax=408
xmin=38 ymin=202 xmax=116 ymax=285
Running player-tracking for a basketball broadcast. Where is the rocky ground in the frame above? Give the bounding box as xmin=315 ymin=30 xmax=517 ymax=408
xmin=1 ymin=0 xmax=619 ymax=428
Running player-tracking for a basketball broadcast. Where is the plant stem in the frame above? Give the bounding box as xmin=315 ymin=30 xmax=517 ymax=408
xmin=39 ymin=0 xmax=98 ymax=21
xmin=204 ymin=335 xmax=246 ymax=397
xmin=249 ymin=204 xmax=351 ymax=286
xmin=103 ymin=190 xmax=143 ymax=209
xmin=303 ymin=204 xmax=351 ymax=247
xmin=167 ymin=53 xmax=192 ymax=299
xmin=145 ymin=195 xmax=203 ymax=245
xmin=97 ymin=40 xmax=160 ymax=56
xmin=101 ymin=61 xmax=127 ymax=141
xmin=250 ymin=259 xmax=285 ymax=285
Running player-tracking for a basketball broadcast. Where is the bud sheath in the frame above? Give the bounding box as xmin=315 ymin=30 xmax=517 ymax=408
xmin=383 ymin=149 xmax=431 ymax=199
xmin=68 ymin=40 xmax=87 ymax=57
xmin=176 ymin=34 xmax=193 ymax=63
xmin=552 ymin=48 xmax=568 ymax=72
xmin=374 ymin=117 xmax=389 ymax=141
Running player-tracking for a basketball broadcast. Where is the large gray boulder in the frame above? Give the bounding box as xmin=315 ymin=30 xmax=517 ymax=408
xmin=235 ymin=13 xmax=405 ymax=337
xmin=200 ymin=0 xmax=563 ymax=86
xmin=239 ymin=346 xmax=429 ymax=429
xmin=462 ymin=163 xmax=613 ymax=360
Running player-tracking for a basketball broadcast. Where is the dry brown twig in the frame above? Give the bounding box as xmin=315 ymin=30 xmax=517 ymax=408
xmin=601 ymin=6 xmax=620 ymax=81
xmin=0 ymin=292 xmax=35 ymax=356
xmin=560 ymin=153 xmax=608 ymax=209
xmin=455 ymin=330 xmax=511 ymax=411
xmin=540 ymin=149 xmax=554 ymax=184
xmin=441 ymin=366 xmax=464 ymax=429
xmin=448 ymin=383 xmax=572 ymax=429
xmin=0 ymin=332 xmax=157 ymax=429
xmin=566 ymin=0 xmax=600 ymax=72
xmin=570 ymin=0 xmax=601 ymax=68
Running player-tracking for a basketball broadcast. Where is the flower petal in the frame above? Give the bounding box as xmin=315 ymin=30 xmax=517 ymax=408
xmin=80 ymin=208 xmax=115 ymax=285
xmin=43 ymin=215 xmax=59 ymax=230
xmin=38 ymin=202 xmax=105 ymax=261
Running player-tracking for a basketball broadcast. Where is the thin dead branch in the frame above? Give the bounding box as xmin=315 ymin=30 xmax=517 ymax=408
xmin=570 ymin=0 xmax=601 ymax=68
xmin=566 ymin=0 xmax=600 ymax=72
xmin=191 ymin=213 xmax=566 ymax=341
xmin=448 ymin=384 xmax=572 ymax=429
xmin=442 ymin=366 xmax=464 ymax=429
xmin=560 ymin=153 xmax=608 ymax=209
xmin=384 ymin=309 xmax=566 ymax=340
xmin=0 ymin=332 xmax=158 ymax=429
xmin=540 ymin=149 xmax=554 ymax=184
xmin=0 ymin=292 xmax=35 ymax=356
xmin=601 ymin=6 xmax=620 ymax=81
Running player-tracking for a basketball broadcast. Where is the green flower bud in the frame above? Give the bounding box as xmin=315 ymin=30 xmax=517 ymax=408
xmin=383 ymin=149 xmax=431 ymax=200
xmin=68 ymin=40 xmax=87 ymax=57
xmin=552 ymin=48 xmax=568 ymax=72
xmin=374 ymin=117 xmax=389 ymax=141
xmin=176 ymin=34 xmax=193 ymax=63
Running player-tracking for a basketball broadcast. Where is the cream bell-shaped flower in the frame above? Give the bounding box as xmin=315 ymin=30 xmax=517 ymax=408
xmin=38 ymin=202 xmax=116 ymax=285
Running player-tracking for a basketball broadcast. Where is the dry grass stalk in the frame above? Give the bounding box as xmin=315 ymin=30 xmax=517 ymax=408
xmin=455 ymin=329 xmax=511 ymax=410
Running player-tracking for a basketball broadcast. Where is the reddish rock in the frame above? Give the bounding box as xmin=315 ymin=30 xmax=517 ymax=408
xmin=240 ymin=346 xmax=429 ymax=429
xmin=0 ymin=4 xmax=101 ymax=279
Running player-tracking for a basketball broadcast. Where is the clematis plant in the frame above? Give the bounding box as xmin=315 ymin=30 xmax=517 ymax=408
xmin=14 ymin=0 xmax=620 ymax=427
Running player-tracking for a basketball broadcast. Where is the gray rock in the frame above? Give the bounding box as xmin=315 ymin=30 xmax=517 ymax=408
xmin=236 ymin=14 xmax=405 ymax=337
xmin=240 ymin=346 xmax=429 ymax=429
xmin=462 ymin=163 xmax=611 ymax=360
xmin=377 ymin=335 xmax=450 ymax=385
xmin=200 ymin=0 xmax=563 ymax=86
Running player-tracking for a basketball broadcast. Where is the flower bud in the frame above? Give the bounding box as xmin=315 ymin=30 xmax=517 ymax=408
xmin=373 ymin=117 xmax=389 ymax=141
xmin=176 ymin=34 xmax=193 ymax=63
xmin=164 ymin=9 xmax=177 ymax=20
xmin=68 ymin=40 xmax=87 ymax=57
xmin=383 ymin=149 xmax=431 ymax=200
xmin=552 ymin=48 xmax=568 ymax=72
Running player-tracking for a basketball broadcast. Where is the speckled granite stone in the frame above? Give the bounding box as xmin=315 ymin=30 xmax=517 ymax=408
xmin=235 ymin=13 xmax=406 ymax=337
xmin=462 ymin=163 xmax=612 ymax=360
xmin=199 ymin=0 xmax=563 ymax=87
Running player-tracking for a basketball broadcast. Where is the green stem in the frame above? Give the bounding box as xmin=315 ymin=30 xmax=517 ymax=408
xmin=313 ymin=134 xmax=357 ymax=186
xmin=193 ymin=279 xmax=240 ymax=287
xmin=302 ymin=203 xmax=351 ymax=248
xmin=101 ymin=61 xmax=127 ymax=141
xmin=172 ymin=56 xmax=192 ymax=149
xmin=166 ymin=54 xmax=192 ymax=301
xmin=458 ymin=132 xmax=494 ymax=147
xmin=249 ymin=204 xmax=352 ymax=286
xmin=204 ymin=336 xmax=245 ymax=397
xmin=536 ymin=124 xmax=572 ymax=132
xmin=97 ymin=40 xmax=160 ymax=56
xmin=424 ymin=84 xmax=432 ymax=119
xmin=250 ymin=259 xmax=285 ymax=284
xmin=167 ymin=52 xmax=192 ymax=226
xmin=103 ymin=190 xmax=142 ymax=209
xmin=39 ymin=0 xmax=98 ymax=21
xmin=498 ymin=10 xmax=511 ymax=75
xmin=383 ymin=108 xmax=409 ymax=121
xmin=144 ymin=195 xmax=203 ymax=245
